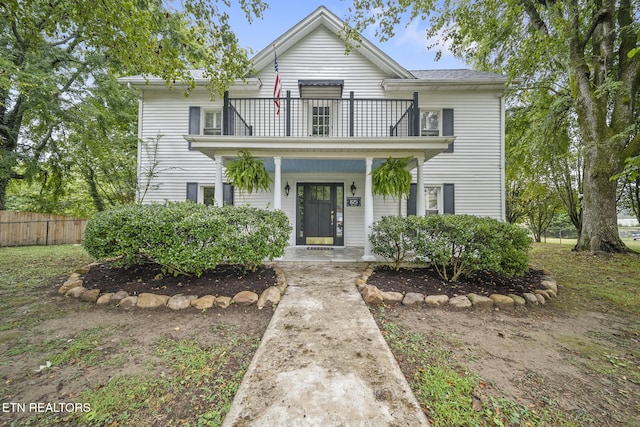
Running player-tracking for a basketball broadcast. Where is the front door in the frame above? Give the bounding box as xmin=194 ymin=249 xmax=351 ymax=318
xmin=296 ymin=183 xmax=344 ymax=246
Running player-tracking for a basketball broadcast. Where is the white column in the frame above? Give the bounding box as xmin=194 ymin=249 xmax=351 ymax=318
xmin=273 ymin=156 xmax=282 ymax=210
xmin=215 ymin=156 xmax=224 ymax=206
xmin=416 ymin=156 xmax=425 ymax=216
xmin=362 ymin=157 xmax=376 ymax=261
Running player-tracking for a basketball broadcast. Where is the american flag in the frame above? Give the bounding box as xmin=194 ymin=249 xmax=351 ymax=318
xmin=274 ymin=53 xmax=282 ymax=115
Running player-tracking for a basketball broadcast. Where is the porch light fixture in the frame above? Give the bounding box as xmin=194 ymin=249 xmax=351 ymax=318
xmin=350 ymin=182 xmax=357 ymax=196
xmin=284 ymin=182 xmax=291 ymax=196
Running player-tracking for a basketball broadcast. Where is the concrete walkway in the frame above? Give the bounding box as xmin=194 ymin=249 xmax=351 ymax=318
xmin=222 ymin=263 xmax=430 ymax=427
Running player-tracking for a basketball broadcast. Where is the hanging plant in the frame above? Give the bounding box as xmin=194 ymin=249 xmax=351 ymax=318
xmin=224 ymin=150 xmax=272 ymax=194
xmin=371 ymin=156 xmax=412 ymax=200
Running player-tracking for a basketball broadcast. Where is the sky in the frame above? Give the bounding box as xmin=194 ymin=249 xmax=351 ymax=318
xmin=227 ymin=0 xmax=468 ymax=71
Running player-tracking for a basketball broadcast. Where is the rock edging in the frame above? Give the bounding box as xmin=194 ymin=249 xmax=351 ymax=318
xmin=59 ymin=263 xmax=288 ymax=311
xmin=356 ymin=265 xmax=558 ymax=310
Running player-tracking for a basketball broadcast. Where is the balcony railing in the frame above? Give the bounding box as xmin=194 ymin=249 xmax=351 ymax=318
xmin=222 ymin=91 xmax=420 ymax=138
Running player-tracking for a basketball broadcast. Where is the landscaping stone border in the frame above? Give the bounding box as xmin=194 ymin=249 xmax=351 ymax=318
xmin=356 ymin=265 xmax=559 ymax=310
xmin=58 ymin=263 xmax=288 ymax=311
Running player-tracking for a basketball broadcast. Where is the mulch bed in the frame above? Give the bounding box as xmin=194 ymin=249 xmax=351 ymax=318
xmin=82 ymin=261 xmax=277 ymax=297
xmin=367 ymin=265 xmax=546 ymax=298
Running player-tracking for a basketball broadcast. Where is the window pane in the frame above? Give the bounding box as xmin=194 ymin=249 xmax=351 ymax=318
xmin=425 ymin=186 xmax=440 ymax=214
xmin=203 ymin=186 xmax=215 ymax=205
xmin=204 ymin=111 xmax=221 ymax=135
xmin=421 ymin=111 xmax=439 ymax=136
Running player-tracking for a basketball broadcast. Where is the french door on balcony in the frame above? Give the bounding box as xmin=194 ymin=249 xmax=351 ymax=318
xmin=296 ymin=183 xmax=344 ymax=246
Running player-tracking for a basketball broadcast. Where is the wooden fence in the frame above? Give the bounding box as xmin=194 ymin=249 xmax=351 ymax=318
xmin=0 ymin=211 xmax=88 ymax=247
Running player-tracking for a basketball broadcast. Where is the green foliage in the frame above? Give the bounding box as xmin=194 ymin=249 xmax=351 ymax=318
xmin=369 ymin=214 xmax=532 ymax=281
xmin=369 ymin=215 xmax=418 ymax=271
xmin=83 ymin=202 xmax=291 ymax=275
xmin=347 ymin=0 xmax=639 ymax=253
xmin=0 ymin=0 xmax=267 ymax=210
xmin=412 ymin=215 xmax=532 ymax=281
xmin=371 ymin=157 xmax=412 ymax=200
xmin=224 ymin=151 xmax=273 ymax=195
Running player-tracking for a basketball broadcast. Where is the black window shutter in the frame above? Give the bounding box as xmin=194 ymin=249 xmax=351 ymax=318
xmin=189 ymin=107 xmax=200 ymax=135
xmin=186 ymin=182 xmax=198 ymax=202
xmin=223 ymin=183 xmax=234 ymax=206
xmin=443 ymin=183 xmax=455 ymax=214
xmin=443 ymin=108 xmax=454 ymax=152
xmin=407 ymin=183 xmax=417 ymax=216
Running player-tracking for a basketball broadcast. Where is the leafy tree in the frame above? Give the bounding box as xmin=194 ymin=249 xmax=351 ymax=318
xmin=61 ymin=73 xmax=138 ymax=212
xmin=0 ymin=0 xmax=267 ymax=210
xmin=506 ymin=91 xmax=583 ymax=235
xmin=348 ymin=0 xmax=639 ymax=253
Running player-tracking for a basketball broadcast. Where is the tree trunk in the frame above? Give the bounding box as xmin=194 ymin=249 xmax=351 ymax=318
xmin=0 ymin=178 xmax=9 ymax=211
xmin=574 ymin=147 xmax=628 ymax=252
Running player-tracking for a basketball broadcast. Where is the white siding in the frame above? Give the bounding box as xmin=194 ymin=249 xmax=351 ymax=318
xmin=137 ymin=90 xmax=223 ymax=204
xmin=414 ymin=90 xmax=503 ymax=219
xmin=255 ymin=27 xmax=389 ymax=99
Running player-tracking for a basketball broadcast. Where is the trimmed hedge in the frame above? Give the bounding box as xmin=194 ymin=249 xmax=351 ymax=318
xmin=369 ymin=214 xmax=532 ymax=280
xmin=369 ymin=215 xmax=419 ymax=271
xmin=83 ymin=202 xmax=291 ymax=275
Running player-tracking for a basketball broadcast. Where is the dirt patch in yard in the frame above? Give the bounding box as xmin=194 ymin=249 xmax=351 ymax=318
xmin=0 ymin=271 xmax=274 ymax=426
xmin=368 ymin=271 xmax=640 ymax=427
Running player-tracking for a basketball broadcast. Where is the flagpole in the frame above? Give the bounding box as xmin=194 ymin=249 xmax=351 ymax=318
xmin=273 ymin=45 xmax=282 ymax=115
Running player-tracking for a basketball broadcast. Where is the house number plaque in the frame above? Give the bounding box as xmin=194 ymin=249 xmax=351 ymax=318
xmin=346 ymin=197 xmax=361 ymax=207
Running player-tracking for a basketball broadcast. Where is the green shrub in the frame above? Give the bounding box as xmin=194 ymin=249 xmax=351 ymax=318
xmin=369 ymin=215 xmax=419 ymax=271
xmin=83 ymin=202 xmax=291 ymax=275
xmin=413 ymin=214 xmax=532 ymax=281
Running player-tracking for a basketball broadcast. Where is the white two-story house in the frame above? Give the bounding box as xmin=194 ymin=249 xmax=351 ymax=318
xmin=119 ymin=6 xmax=508 ymax=260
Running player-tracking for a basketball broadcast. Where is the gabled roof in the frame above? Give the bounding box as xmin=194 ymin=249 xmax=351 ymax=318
xmin=249 ymin=6 xmax=415 ymax=80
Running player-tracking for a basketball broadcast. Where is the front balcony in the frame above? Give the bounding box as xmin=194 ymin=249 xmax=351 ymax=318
xmin=222 ymin=91 xmax=421 ymax=138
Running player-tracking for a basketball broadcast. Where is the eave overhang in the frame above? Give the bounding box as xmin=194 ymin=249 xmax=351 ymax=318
xmin=382 ymin=79 xmax=508 ymax=93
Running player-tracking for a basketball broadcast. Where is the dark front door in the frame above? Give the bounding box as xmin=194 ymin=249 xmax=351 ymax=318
xmin=296 ymin=183 xmax=344 ymax=246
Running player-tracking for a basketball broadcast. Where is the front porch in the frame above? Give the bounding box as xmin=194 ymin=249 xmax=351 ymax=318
xmin=278 ymin=246 xmax=382 ymax=263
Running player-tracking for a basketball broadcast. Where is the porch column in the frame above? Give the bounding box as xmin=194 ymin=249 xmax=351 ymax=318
xmin=362 ymin=157 xmax=376 ymax=261
xmin=273 ymin=156 xmax=282 ymax=210
xmin=416 ymin=156 xmax=425 ymax=216
xmin=215 ymin=156 xmax=224 ymax=206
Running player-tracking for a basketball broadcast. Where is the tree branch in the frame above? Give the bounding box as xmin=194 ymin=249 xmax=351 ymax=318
xmin=519 ymin=0 xmax=549 ymax=34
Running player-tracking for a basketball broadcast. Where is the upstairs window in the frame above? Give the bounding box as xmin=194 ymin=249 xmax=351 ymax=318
xmin=203 ymin=110 xmax=222 ymax=135
xmin=421 ymin=111 xmax=440 ymax=136
xmin=312 ymin=106 xmax=331 ymax=137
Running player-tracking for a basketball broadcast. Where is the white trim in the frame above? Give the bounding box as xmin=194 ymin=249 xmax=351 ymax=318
xmin=362 ymin=157 xmax=376 ymax=261
xmin=273 ymin=156 xmax=282 ymax=210
xmin=214 ymin=156 xmax=224 ymax=206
